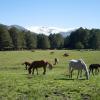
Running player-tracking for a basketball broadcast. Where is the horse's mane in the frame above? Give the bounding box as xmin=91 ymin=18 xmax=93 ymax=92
xmin=79 ymin=59 xmax=86 ymax=67
xmin=79 ymin=59 xmax=86 ymax=65
xmin=80 ymin=59 xmax=89 ymax=79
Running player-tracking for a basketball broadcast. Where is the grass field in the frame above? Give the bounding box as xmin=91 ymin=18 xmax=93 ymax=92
xmin=0 ymin=50 xmax=100 ymax=100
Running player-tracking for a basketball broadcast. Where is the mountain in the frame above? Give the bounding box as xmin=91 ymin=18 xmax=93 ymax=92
xmin=26 ymin=26 xmax=76 ymax=37
xmin=5 ymin=24 xmax=76 ymax=36
xmin=8 ymin=25 xmax=28 ymax=31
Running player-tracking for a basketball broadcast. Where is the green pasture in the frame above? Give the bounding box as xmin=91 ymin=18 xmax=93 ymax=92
xmin=0 ymin=50 xmax=100 ymax=100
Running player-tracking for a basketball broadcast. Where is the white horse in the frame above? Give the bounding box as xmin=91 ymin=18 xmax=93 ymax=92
xmin=68 ymin=59 xmax=89 ymax=80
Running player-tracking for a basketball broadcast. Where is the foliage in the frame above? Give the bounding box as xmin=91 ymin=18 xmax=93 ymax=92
xmin=49 ymin=33 xmax=64 ymax=49
xmin=37 ymin=34 xmax=50 ymax=49
xmin=0 ymin=24 xmax=13 ymax=50
xmin=25 ymin=31 xmax=37 ymax=49
xmin=0 ymin=23 xmax=100 ymax=50
xmin=9 ymin=27 xmax=25 ymax=50
xmin=75 ymin=42 xmax=84 ymax=49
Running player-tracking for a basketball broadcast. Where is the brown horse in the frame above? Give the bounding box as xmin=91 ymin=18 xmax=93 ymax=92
xmin=54 ymin=58 xmax=59 ymax=65
xmin=89 ymin=64 xmax=100 ymax=75
xmin=28 ymin=60 xmax=53 ymax=75
xmin=22 ymin=61 xmax=31 ymax=70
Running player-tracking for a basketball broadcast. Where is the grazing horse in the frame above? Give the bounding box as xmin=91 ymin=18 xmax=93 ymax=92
xmin=89 ymin=64 xmax=100 ymax=75
xmin=54 ymin=58 xmax=59 ymax=65
xmin=50 ymin=51 xmax=54 ymax=54
xmin=28 ymin=60 xmax=52 ymax=75
xmin=22 ymin=61 xmax=31 ymax=70
xmin=63 ymin=53 xmax=69 ymax=57
xmin=68 ymin=59 xmax=89 ymax=80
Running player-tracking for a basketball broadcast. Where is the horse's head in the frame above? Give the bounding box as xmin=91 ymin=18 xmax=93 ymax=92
xmin=46 ymin=62 xmax=53 ymax=70
xmin=22 ymin=61 xmax=31 ymax=70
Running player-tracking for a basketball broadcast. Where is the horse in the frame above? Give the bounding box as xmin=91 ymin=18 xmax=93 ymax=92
xmin=28 ymin=60 xmax=53 ymax=75
xmin=54 ymin=58 xmax=59 ymax=65
xmin=63 ymin=53 xmax=69 ymax=57
xmin=68 ymin=59 xmax=89 ymax=80
xmin=50 ymin=51 xmax=54 ymax=54
xmin=22 ymin=61 xmax=31 ymax=70
xmin=89 ymin=64 xmax=100 ymax=75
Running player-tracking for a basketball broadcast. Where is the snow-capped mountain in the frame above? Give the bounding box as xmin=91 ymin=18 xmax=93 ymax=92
xmin=26 ymin=26 xmax=76 ymax=37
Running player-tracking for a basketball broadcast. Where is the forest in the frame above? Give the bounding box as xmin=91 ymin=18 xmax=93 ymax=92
xmin=0 ymin=24 xmax=100 ymax=50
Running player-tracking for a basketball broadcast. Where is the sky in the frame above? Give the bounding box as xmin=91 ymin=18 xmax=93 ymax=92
xmin=0 ymin=0 xmax=100 ymax=29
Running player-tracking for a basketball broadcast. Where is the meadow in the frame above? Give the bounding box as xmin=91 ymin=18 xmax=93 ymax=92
xmin=0 ymin=50 xmax=100 ymax=100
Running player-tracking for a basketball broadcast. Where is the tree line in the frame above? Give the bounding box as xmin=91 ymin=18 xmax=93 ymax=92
xmin=0 ymin=24 xmax=100 ymax=50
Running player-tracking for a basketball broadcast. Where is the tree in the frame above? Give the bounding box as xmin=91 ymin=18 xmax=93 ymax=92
xmin=64 ymin=36 xmax=70 ymax=48
xmin=69 ymin=27 xmax=90 ymax=49
xmin=89 ymin=29 xmax=100 ymax=49
xmin=49 ymin=34 xmax=64 ymax=49
xmin=25 ymin=31 xmax=37 ymax=49
xmin=75 ymin=42 xmax=84 ymax=49
xmin=37 ymin=34 xmax=50 ymax=49
xmin=0 ymin=24 xmax=13 ymax=50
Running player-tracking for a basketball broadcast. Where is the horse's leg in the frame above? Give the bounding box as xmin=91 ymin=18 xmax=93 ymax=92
xmin=28 ymin=68 xmax=31 ymax=74
xmin=97 ymin=68 xmax=99 ymax=73
xmin=32 ymin=68 xmax=35 ymax=75
xmin=77 ymin=70 xmax=80 ymax=79
xmin=25 ymin=65 xmax=27 ymax=70
xmin=71 ymin=69 xmax=73 ymax=78
xmin=43 ymin=67 xmax=46 ymax=75
xmin=69 ymin=66 xmax=71 ymax=78
xmin=80 ymin=70 xmax=82 ymax=78
xmin=92 ymin=69 xmax=94 ymax=75
xmin=36 ymin=68 xmax=38 ymax=75
xmin=95 ymin=68 xmax=99 ymax=75
xmin=89 ymin=68 xmax=91 ymax=75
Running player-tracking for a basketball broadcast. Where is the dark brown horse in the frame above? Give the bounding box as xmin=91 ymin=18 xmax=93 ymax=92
xmin=89 ymin=64 xmax=100 ymax=75
xmin=54 ymin=58 xmax=59 ymax=65
xmin=22 ymin=61 xmax=31 ymax=70
xmin=28 ymin=60 xmax=53 ymax=75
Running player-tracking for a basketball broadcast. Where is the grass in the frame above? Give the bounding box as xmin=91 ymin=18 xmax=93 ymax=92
xmin=0 ymin=50 xmax=100 ymax=100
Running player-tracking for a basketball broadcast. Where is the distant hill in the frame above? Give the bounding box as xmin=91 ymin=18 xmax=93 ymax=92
xmin=0 ymin=23 xmax=76 ymax=36
xmin=8 ymin=25 xmax=28 ymax=31
xmin=26 ymin=26 xmax=76 ymax=37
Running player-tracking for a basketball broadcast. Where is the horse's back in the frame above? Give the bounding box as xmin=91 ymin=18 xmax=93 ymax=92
xmin=69 ymin=59 xmax=84 ymax=69
xmin=31 ymin=60 xmax=46 ymax=67
xmin=89 ymin=64 xmax=100 ymax=69
xmin=69 ymin=59 xmax=79 ymax=63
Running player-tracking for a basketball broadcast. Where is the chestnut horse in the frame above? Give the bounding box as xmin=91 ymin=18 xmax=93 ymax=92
xmin=22 ymin=61 xmax=31 ymax=70
xmin=28 ymin=60 xmax=52 ymax=75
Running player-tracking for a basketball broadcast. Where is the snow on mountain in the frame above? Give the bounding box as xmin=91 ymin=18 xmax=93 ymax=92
xmin=26 ymin=26 xmax=76 ymax=37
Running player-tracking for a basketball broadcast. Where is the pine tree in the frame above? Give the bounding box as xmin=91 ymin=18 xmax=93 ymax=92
xmin=0 ymin=24 xmax=13 ymax=50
